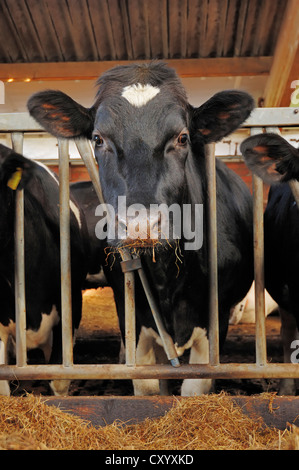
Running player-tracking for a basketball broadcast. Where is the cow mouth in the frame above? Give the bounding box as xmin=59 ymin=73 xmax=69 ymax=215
xmin=114 ymin=237 xmax=165 ymax=254
xmin=106 ymin=236 xmax=178 ymax=256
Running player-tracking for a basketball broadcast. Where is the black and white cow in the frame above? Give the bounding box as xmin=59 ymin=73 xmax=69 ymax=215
xmin=70 ymin=180 xmax=109 ymax=289
xmin=28 ymin=62 xmax=254 ymax=395
xmin=0 ymin=144 xmax=87 ymax=395
xmin=241 ymin=133 xmax=299 ymax=394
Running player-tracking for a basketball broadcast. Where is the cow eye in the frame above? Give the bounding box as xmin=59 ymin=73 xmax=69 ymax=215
xmin=177 ymin=133 xmax=189 ymax=146
xmin=93 ymin=134 xmax=103 ymax=147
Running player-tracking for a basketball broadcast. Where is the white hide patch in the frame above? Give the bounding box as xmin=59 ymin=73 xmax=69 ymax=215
xmin=0 ymin=306 xmax=59 ymax=354
xmin=121 ymin=83 xmax=160 ymax=107
xmin=175 ymin=327 xmax=209 ymax=358
xmin=134 ymin=326 xmax=212 ymax=396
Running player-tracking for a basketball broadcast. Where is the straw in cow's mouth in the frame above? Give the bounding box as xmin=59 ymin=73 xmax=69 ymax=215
xmin=104 ymin=236 xmax=183 ymax=275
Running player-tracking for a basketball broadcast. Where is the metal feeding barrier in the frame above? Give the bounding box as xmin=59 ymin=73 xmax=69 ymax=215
xmin=0 ymin=107 xmax=299 ymax=386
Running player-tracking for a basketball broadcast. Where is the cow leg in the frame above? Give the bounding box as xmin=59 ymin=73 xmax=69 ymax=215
xmin=0 ymin=336 xmax=11 ymax=396
xmin=180 ymin=327 xmax=213 ymax=396
xmin=50 ymin=379 xmax=70 ymax=396
xmin=40 ymin=331 xmax=53 ymax=364
xmin=278 ymin=307 xmax=299 ymax=395
xmin=133 ymin=326 xmax=161 ymax=396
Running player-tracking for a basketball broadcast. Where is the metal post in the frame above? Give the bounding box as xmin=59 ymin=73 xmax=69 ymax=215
xmin=58 ymin=139 xmax=73 ymax=367
xmin=251 ymin=127 xmax=267 ymax=366
xmin=205 ymin=143 xmax=219 ymax=366
xmin=11 ymin=132 xmax=27 ymax=367
xmin=120 ymin=251 xmax=136 ymax=366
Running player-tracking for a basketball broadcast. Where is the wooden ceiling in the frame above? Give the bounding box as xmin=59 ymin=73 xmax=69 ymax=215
xmin=0 ymin=0 xmax=286 ymax=62
xmin=0 ymin=0 xmax=298 ymax=106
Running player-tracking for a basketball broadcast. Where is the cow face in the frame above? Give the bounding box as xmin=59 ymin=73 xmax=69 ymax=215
xmin=241 ymin=133 xmax=299 ymax=184
xmin=28 ymin=63 xmax=254 ymax=249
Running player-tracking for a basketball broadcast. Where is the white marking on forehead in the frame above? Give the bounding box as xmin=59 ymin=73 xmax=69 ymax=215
xmin=121 ymin=83 xmax=160 ymax=107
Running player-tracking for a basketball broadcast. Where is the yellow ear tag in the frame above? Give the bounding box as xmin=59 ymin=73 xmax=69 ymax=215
xmin=7 ymin=167 xmax=23 ymax=190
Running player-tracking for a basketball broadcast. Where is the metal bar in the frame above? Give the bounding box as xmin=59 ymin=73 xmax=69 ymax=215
xmin=289 ymin=180 xmax=299 ymax=207
xmin=0 ymin=113 xmax=43 ymax=132
xmin=0 ymin=362 xmax=299 ymax=380
xmin=206 ymin=143 xmax=219 ymax=366
xmin=58 ymin=139 xmax=73 ymax=367
xmin=251 ymin=127 xmax=267 ymax=367
xmin=11 ymin=132 xmax=27 ymax=367
xmin=75 ymin=139 xmax=107 ymax=208
xmin=121 ymin=251 xmax=136 ymax=366
xmin=0 ymin=107 xmax=298 ymax=134
xmin=243 ymin=107 xmax=299 ymax=127
xmin=0 ymin=108 xmax=298 ymax=143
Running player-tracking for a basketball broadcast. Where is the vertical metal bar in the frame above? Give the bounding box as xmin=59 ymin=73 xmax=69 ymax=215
xmin=75 ymin=139 xmax=107 ymax=208
xmin=11 ymin=132 xmax=27 ymax=367
xmin=205 ymin=143 xmax=219 ymax=366
xmin=124 ymin=271 xmax=136 ymax=366
xmin=58 ymin=139 xmax=73 ymax=367
xmin=251 ymin=127 xmax=267 ymax=366
xmin=121 ymin=252 xmax=136 ymax=366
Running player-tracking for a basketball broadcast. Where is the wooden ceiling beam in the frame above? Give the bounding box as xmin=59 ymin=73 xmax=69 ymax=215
xmin=264 ymin=0 xmax=299 ymax=107
xmin=0 ymin=56 xmax=272 ymax=81
xmin=278 ymin=45 xmax=299 ymax=107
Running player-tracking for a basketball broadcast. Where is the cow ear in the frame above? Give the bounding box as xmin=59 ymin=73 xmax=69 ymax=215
xmin=240 ymin=133 xmax=299 ymax=184
xmin=27 ymin=90 xmax=96 ymax=139
xmin=0 ymin=144 xmax=35 ymax=190
xmin=192 ymin=91 xmax=254 ymax=143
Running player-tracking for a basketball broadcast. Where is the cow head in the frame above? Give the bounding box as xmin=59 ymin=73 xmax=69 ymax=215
xmin=240 ymin=133 xmax=299 ymax=184
xmin=28 ymin=63 xmax=254 ymax=251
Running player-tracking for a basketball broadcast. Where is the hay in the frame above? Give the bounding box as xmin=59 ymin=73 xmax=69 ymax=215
xmin=79 ymin=287 xmax=120 ymax=338
xmin=0 ymin=393 xmax=297 ymax=450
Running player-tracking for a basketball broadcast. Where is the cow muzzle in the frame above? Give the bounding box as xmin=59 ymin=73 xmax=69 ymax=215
xmin=116 ymin=210 xmax=163 ymax=248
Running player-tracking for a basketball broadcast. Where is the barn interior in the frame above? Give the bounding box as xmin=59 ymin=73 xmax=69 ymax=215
xmin=0 ymin=0 xmax=299 ymax=436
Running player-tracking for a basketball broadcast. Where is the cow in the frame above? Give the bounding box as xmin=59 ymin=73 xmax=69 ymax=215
xmin=241 ymin=132 xmax=299 ymax=394
xmin=70 ymin=180 xmax=109 ymax=289
xmin=27 ymin=62 xmax=254 ymax=396
xmin=0 ymin=144 xmax=87 ymax=396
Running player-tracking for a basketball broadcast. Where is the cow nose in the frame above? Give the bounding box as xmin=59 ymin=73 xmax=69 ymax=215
xmin=116 ymin=212 xmax=162 ymax=242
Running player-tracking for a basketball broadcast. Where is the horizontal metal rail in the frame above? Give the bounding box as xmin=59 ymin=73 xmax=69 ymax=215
xmin=0 ymin=107 xmax=298 ymax=132
xmin=0 ymin=363 xmax=299 ymax=380
xmin=0 ymin=108 xmax=298 ymax=387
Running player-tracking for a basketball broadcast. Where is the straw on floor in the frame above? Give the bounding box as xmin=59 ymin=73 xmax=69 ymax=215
xmin=0 ymin=392 xmax=297 ymax=450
